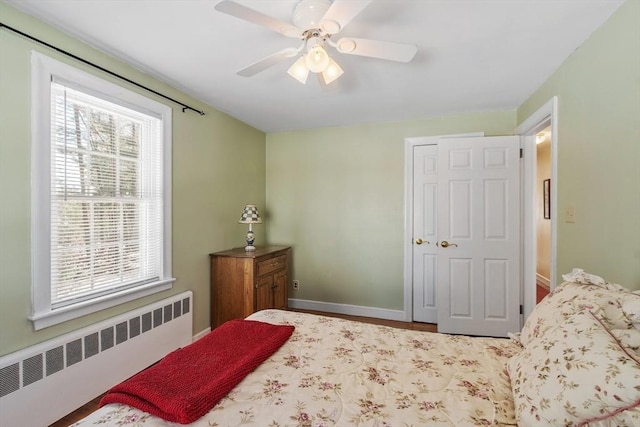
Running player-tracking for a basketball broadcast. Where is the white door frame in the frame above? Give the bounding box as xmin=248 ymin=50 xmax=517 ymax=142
xmin=515 ymin=96 xmax=558 ymax=322
xmin=403 ymin=133 xmax=484 ymax=322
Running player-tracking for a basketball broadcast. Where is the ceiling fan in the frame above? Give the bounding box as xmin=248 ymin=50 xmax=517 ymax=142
xmin=214 ymin=0 xmax=418 ymax=84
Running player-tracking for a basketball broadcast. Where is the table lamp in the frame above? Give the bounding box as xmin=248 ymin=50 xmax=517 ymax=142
xmin=238 ymin=204 xmax=262 ymax=251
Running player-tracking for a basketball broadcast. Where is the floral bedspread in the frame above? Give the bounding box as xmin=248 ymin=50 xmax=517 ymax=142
xmin=73 ymin=309 xmax=521 ymax=426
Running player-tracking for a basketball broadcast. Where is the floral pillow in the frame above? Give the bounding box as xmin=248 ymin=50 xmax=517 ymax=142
xmin=508 ymin=310 xmax=640 ymax=427
xmin=519 ymin=269 xmax=639 ymax=346
xmin=623 ymin=298 xmax=640 ymax=329
xmin=612 ymin=328 xmax=640 ymax=353
xmin=561 ymin=268 xmax=620 ymax=289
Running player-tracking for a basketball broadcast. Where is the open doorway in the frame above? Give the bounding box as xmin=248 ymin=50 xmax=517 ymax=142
xmin=536 ymin=127 xmax=552 ymax=303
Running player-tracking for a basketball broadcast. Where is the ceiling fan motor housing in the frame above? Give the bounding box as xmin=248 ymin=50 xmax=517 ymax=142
xmin=293 ymin=0 xmax=332 ymax=31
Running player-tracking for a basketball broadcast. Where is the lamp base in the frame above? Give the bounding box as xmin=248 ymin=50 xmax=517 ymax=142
xmin=245 ymin=228 xmax=256 ymax=251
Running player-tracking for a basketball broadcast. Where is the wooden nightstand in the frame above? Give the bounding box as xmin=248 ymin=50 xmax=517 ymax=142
xmin=209 ymin=246 xmax=290 ymax=328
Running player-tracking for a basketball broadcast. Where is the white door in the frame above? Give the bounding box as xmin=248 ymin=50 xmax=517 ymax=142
xmin=412 ymin=145 xmax=438 ymax=322
xmin=436 ymin=136 xmax=521 ymax=337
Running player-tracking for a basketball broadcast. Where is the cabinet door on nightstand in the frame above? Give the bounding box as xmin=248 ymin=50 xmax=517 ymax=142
xmin=255 ymin=275 xmax=273 ymax=311
xmin=273 ymin=269 xmax=287 ymax=309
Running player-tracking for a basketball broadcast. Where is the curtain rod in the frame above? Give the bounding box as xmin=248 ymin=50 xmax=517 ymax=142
xmin=1 ymin=22 xmax=206 ymax=116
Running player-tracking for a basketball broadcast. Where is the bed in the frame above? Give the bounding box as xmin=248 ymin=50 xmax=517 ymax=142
xmin=73 ymin=269 xmax=640 ymax=427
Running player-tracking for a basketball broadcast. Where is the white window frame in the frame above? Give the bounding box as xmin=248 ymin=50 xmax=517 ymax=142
xmin=30 ymin=52 xmax=174 ymax=330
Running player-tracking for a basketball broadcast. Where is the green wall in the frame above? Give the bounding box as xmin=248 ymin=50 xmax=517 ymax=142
xmin=266 ymin=0 xmax=640 ymax=312
xmin=2 ymin=0 xmax=638 ymax=358
xmin=266 ymin=111 xmax=517 ymax=310
xmin=517 ymin=0 xmax=640 ymax=288
xmin=0 ymin=3 xmax=266 ymax=356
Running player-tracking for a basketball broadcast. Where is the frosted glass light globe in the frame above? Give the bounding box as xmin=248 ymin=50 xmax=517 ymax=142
xmin=305 ymin=45 xmax=330 ymax=73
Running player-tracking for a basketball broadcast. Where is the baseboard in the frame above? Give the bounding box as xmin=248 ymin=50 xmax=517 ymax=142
xmin=192 ymin=327 xmax=211 ymax=342
xmin=287 ymin=298 xmax=406 ymax=322
xmin=536 ymin=273 xmax=551 ymax=290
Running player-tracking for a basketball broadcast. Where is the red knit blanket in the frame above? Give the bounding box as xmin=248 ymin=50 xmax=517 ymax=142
xmin=100 ymin=319 xmax=295 ymax=424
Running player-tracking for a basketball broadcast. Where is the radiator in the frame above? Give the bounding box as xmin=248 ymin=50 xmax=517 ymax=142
xmin=0 ymin=291 xmax=193 ymax=427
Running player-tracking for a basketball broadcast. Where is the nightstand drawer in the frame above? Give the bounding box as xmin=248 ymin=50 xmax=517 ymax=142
xmin=257 ymin=254 xmax=287 ymax=276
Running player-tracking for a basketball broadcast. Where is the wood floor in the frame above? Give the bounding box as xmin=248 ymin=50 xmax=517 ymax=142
xmin=536 ymin=283 xmax=550 ymax=304
xmin=291 ymin=308 xmax=438 ymax=332
xmin=49 ymin=309 xmax=436 ymax=426
xmin=50 ymin=394 xmax=105 ymax=427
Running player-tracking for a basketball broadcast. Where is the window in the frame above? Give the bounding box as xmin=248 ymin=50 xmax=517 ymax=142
xmin=30 ymin=52 xmax=173 ymax=330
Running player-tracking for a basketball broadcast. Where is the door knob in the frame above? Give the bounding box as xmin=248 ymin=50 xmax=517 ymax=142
xmin=440 ymin=240 xmax=458 ymax=248
xmin=415 ymin=238 xmax=429 ymax=245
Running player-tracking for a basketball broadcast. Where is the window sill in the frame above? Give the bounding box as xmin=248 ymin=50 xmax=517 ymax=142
xmin=29 ymin=278 xmax=176 ymax=331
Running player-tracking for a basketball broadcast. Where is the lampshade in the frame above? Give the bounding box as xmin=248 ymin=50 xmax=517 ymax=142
xmin=238 ymin=204 xmax=262 ymax=224
xmin=305 ymin=44 xmax=330 ymax=73
xmin=321 ymin=57 xmax=344 ymax=84
xmin=287 ymin=56 xmax=309 ymax=84
xmin=239 ymin=204 xmax=262 ymax=251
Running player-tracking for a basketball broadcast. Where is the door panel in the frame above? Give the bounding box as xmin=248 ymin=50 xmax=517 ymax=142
xmin=412 ymin=145 xmax=438 ymax=323
xmin=421 ymin=254 xmax=436 ymax=308
xmin=449 ymin=180 xmax=472 ymax=239
xmin=485 ymin=180 xmax=508 ymax=239
xmin=449 ymin=258 xmax=472 ymax=317
xmin=436 ymin=136 xmax=521 ymax=337
xmin=484 ymin=259 xmax=508 ymax=319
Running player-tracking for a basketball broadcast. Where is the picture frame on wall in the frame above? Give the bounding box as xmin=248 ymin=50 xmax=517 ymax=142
xmin=543 ymin=178 xmax=551 ymax=219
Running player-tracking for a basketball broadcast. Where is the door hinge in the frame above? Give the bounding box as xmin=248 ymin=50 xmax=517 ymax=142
xmin=519 ymin=148 xmax=523 ymax=158
xmin=519 ymin=304 xmax=523 ymax=315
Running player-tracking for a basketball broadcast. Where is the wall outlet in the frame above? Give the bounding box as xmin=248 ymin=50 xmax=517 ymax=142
xmin=293 ymin=280 xmax=299 ymax=290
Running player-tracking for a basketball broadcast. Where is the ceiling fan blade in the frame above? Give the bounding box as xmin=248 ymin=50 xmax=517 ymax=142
xmin=237 ymin=47 xmax=300 ymax=77
xmin=334 ymin=37 xmax=418 ymax=62
xmin=215 ymin=0 xmax=302 ymax=38
xmin=319 ymin=0 xmax=373 ymax=34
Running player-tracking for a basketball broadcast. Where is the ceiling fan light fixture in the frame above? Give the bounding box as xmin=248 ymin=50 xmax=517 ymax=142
xmin=305 ymin=44 xmax=330 ymax=73
xmin=287 ymin=55 xmax=309 ymax=84
xmin=321 ymin=57 xmax=344 ymax=84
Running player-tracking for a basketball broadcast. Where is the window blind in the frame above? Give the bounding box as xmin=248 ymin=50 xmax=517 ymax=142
xmin=49 ymin=82 xmax=164 ymax=308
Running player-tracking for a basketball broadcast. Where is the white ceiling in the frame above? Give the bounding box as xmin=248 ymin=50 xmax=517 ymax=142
xmin=5 ymin=0 xmax=623 ymax=133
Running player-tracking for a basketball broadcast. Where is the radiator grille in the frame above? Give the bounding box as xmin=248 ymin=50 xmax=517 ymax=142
xmin=45 ymin=346 xmax=64 ymax=376
xmin=129 ymin=317 xmax=141 ymax=338
xmin=84 ymin=332 xmax=99 ymax=359
xmin=66 ymin=339 xmax=82 ymax=367
xmin=115 ymin=322 xmax=128 ymax=345
xmin=141 ymin=312 xmax=152 ymax=332
xmin=22 ymin=354 xmax=43 ymax=386
xmin=0 ymin=364 xmax=19 ymax=398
